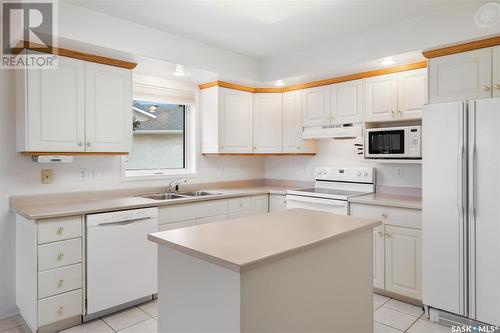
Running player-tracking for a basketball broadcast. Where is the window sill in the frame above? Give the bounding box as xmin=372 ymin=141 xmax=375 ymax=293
xmin=121 ymin=169 xmax=197 ymax=182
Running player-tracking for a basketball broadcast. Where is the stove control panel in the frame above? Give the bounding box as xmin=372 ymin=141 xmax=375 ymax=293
xmin=315 ymin=167 xmax=375 ymax=183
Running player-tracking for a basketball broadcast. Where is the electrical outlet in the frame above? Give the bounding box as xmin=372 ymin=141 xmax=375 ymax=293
xmin=41 ymin=169 xmax=53 ymax=184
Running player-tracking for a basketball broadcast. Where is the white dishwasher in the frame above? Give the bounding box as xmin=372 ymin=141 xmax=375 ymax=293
xmin=86 ymin=207 xmax=158 ymax=315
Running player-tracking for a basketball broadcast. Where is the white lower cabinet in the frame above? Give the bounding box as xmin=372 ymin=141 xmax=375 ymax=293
xmin=251 ymin=195 xmax=269 ymax=215
xmin=350 ymin=202 xmax=422 ymax=300
xmin=384 ymin=225 xmax=422 ymax=300
xmin=373 ymin=225 xmax=385 ymax=290
xmin=270 ymin=194 xmax=287 ymax=212
xmin=16 ymin=215 xmax=84 ymax=332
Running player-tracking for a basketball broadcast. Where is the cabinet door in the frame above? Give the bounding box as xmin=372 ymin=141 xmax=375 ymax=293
xmin=219 ymin=88 xmax=253 ymax=153
xmin=429 ymin=48 xmax=492 ymax=103
xmin=85 ymin=62 xmax=132 ymax=152
xmin=270 ymin=194 xmax=287 ymax=212
xmin=283 ymin=91 xmax=303 ymax=153
xmin=373 ymin=225 xmax=385 ymax=290
xmin=385 ymin=226 xmax=422 ymax=300
xmin=26 ymin=56 xmax=85 ymax=151
xmin=253 ymin=93 xmax=283 ymax=153
xmin=330 ymin=79 xmax=363 ymax=124
xmin=365 ymin=74 xmax=398 ymax=122
xmin=302 ymin=86 xmax=331 ymax=127
xmin=252 ymin=195 xmax=269 ymax=215
xmin=397 ymin=68 xmax=427 ymax=120
xmin=493 ymin=46 xmax=500 ymax=98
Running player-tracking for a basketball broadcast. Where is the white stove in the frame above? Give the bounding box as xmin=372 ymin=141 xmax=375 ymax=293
xmin=286 ymin=167 xmax=375 ymax=215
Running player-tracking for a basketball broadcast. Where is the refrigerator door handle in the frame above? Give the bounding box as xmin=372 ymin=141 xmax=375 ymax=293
xmin=468 ymin=100 xmax=477 ymax=319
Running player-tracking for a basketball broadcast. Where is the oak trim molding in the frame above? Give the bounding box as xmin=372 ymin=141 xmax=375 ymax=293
xmin=12 ymin=41 xmax=137 ymax=69
xmin=198 ymin=61 xmax=427 ymax=93
xmin=422 ymin=35 xmax=500 ymax=59
xmin=21 ymin=152 xmax=129 ymax=156
xmin=203 ymin=153 xmax=316 ymax=156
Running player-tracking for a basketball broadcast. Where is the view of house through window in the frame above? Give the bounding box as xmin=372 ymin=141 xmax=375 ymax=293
xmin=126 ymin=100 xmax=186 ymax=172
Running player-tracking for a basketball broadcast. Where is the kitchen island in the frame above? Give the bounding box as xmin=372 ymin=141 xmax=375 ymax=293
xmin=148 ymin=208 xmax=381 ymax=333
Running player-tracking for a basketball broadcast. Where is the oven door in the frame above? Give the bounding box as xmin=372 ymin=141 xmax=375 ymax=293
xmin=366 ymin=129 xmax=407 ymax=158
xmin=286 ymin=194 xmax=348 ymax=215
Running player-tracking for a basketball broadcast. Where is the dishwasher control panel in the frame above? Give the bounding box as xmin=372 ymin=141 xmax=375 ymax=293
xmin=86 ymin=207 xmax=158 ymax=227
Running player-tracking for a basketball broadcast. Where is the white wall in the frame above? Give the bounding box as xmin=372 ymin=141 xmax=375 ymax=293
xmin=265 ymin=140 xmax=422 ymax=189
xmin=0 ymin=70 xmax=265 ymax=318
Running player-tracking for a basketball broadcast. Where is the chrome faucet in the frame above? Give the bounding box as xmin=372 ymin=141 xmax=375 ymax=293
xmin=166 ymin=179 xmax=187 ymax=193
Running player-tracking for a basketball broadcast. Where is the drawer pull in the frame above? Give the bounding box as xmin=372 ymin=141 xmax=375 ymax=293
xmin=57 ymin=305 xmax=64 ymax=314
xmin=58 ymin=279 xmax=65 ymax=287
xmin=385 ymin=233 xmax=391 ymax=239
xmin=56 ymin=226 xmax=64 ymax=235
xmin=382 ymin=213 xmax=388 ymax=219
xmin=57 ymin=252 xmax=65 ymax=261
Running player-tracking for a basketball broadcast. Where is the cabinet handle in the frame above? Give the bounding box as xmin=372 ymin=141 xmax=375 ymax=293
xmin=482 ymin=85 xmax=491 ymax=91
xmin=382 ymin=213 xmax=388 ymax=219
xmin=58 ymin=279 xmax=65 ymax=287
xmin=385 ymin=233 xmax=391 ymax=239
xmin=57 ymin=252 xmax=64 ymax=261
xmin=494 ymin=84 xmax=500 ymax=90
xmin=78 ymin=142 xmax=83 ymax=147
xmin=56 ymin=226 xmax=64 ymax=235
xmin=391 ymin=110 xmax=396 ymax=118
xmin=57 ymin=305 xmax=64 ymax=314
xmin=86 ymin=142 xmax=92 ymax=147
xmin=398 ymin=110 xmax=402 ymax=116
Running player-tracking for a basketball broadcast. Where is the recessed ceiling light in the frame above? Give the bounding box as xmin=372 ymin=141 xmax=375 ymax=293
xmin=274 ymin=80 xmax=285 ymax=87
xmin=173 ymin=64 xmax=187 ymax=77
xmin=380 ymin=57 xmax=396 ymax=66
xmin=475 ymin=2 xmax=500 ymax=27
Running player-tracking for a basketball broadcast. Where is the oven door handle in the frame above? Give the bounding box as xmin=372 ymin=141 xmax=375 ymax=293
xmin=285 ymin=195 xmax=347 ymax=207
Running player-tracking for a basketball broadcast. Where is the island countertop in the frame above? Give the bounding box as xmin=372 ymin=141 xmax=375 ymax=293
xmin=148 ymin=208 xmax=381 ymax=272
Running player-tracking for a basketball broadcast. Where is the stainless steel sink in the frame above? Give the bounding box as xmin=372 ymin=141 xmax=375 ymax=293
xmin=177 ymin=191 xmax=222 ymax=197
xmin=141 ymin=193 xmax=187 ymax=200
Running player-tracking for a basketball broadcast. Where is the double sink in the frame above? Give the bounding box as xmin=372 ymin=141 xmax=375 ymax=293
xmin=141 ymin=190 xmax=222 ymax=201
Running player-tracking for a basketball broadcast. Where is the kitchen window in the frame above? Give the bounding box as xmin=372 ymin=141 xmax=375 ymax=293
xmin=122 ymin=83 xmax=196 ymax=180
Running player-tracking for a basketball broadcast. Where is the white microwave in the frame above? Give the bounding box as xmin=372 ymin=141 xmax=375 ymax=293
xmin=365 ymin=126 xmax=421 ymax=159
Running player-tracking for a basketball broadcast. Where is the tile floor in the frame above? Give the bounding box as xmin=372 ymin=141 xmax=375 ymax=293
xmin=0 ymin=294 xmax=451 ymax=333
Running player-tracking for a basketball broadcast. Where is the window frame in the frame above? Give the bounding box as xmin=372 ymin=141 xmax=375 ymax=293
xmin=121 ymin=91 xmax=197 ymax=182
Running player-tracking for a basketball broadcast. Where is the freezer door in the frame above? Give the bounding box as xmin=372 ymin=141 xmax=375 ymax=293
xmin=422 ymin=101 xmax=467 ymax=315
xmin=470 ymin=99 xmax=500 ymax=327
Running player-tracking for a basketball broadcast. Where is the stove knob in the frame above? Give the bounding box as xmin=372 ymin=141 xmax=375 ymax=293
xmin=316 ymin=169 xmax=323 ymax=176
xmin=323 ymin=170 xmax=328 ymax=175
xmin=357 ymin=171 xmax=362 ymax=177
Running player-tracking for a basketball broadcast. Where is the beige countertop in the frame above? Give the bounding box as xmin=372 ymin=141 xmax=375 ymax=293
xmin=148 ymin=208 xmax=381 ymax=273
xmin=11 ymin=186 xmax=292 ymax=220
xmin=349 ymin=192 xmax=422 ymax=210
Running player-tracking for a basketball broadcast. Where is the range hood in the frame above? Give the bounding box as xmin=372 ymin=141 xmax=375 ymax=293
xmin=302 ymin=125 xmax=362 ymax=139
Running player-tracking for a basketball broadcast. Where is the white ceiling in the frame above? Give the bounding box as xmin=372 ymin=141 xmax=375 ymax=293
xmin=67 ymin=0 xmax=455 ymax=59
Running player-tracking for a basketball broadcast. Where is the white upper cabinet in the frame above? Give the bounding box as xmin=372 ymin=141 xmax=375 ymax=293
xmin=365 ymin=73 xmax=398 ymax=122
xmin=493 ymin=46 xmax=500 ymax=98
xmin=17 ymin=56 xmax=85 ymax=152
xmin=330 ymin=79 xmax=363 ymax=125
xmin=85 ymin=62 xmax=132 ymax=152
xmin=302 ymin=86 xmax=331 ymax=127
xmin=219 ymin=88 xmax=253 ymax=153
xmin=429 ymin=48 xmax=492 ymax=103
xmin=282 ymin=90 xmax=316 ymax=153
xmin=397 ymin=68 xmax=427 ymax=120
xmin=253 ymin=93 xmax=283 ymax=153
xmin=16 ymin=55 xmax=133 ymax=153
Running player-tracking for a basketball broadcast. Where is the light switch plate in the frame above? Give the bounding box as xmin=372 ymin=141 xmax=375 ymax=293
xmin=41 ymin=169 xmax=53 ymax=184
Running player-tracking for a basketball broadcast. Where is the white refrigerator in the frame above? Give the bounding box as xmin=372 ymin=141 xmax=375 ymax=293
xmin=422 ymin=98 xmax=500 ymax=327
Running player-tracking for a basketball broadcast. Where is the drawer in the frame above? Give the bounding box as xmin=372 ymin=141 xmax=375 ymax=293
xmin=37 ymin=216 xmax=82 ymax=244
xmin=38 ymin=238 xmax=82 ymax=272
xmin=349 ymin=203 xmax=422 ymax=229
xmin=228 ymin=196 xmax=252 ymax=218
xmin=159 ymin=219 xmax=197 ymax=231
xmin=38 ymin=263 xmax=82 ymax=299
xmin=197 ymin=214 xmax=227 ymax=225
xmin=158 ymin=199 xmax=227 ymax=224
xmin=38 ymin=289 xmax=82 ymax=327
